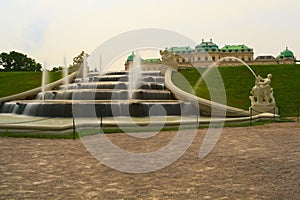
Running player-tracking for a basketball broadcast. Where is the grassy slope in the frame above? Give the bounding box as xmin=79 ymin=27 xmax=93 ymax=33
xmin=0 ymin=71 xmax=62 ymax=98
xmin=174 ymin=64 xmax=300 ymax=117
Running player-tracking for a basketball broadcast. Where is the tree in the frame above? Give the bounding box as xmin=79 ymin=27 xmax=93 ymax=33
xmin=0 ymin=51 xmax=42 ymax=72
xmin=51 ymin=66 xmax=64 ymax=72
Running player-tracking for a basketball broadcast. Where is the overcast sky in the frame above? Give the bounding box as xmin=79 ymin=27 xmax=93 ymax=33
xmin=0 ymin=0 xmax=299 ymax=69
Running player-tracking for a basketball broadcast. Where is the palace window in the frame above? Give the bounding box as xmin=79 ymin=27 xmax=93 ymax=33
xmin=198 ymin=57 xmax=201 ymax=61
xmin=205 ymin=57 xmax=208 ymax=61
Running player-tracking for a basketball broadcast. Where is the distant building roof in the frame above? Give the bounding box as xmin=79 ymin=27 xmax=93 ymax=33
xmin=168 ymin=46 xmax=193 ymax=53
xmin=144 ymin=58 xmax=161 ymax=63
xmin=255 ymin=55 xmax=276 ymax=60
xmin=221 ymin=44 xmax=253 ymax=52
xmin=277 ymin=47 xmax=295 ymax=59
xmin=127 ymin=52 xmax=135 ymax=62
xmin=195 ymin=39 xmax=219 ymax=52
xmin=126 ymin=52 xmax=144 ymax=62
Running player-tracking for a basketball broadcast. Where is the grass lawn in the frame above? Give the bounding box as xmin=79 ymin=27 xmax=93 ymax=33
xmin=0 ymin=71 xmax=63 ymax=98
xmin=174 ymin=64 xmax=300 ymax=117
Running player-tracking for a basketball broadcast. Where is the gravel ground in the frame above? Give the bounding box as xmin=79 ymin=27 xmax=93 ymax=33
xmin=0 ymin=122 xmax=299 ymax=199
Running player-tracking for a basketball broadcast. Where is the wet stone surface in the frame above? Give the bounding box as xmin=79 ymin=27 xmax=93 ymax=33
xmin=0 ymin=122 xmax=299 ymax=199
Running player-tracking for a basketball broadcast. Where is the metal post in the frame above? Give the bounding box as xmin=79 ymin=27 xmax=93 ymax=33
xmin=72 ymin=117 xmax=75 ymax=140
xmin=100 ymin=114 xmax=103 ymax=128
xmin=296 ymin=107 xmax=299 ymax=122
xmin=250 ymin=107 xmax=253 ymax=126
xmin=273 ymin=107 xmax=276 ymax=123
xmin=196 ymin=113 xmax=199 ymax=128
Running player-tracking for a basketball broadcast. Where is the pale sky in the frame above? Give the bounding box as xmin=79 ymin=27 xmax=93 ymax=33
xmin=0 ymin=0 xmax=299 ymax=69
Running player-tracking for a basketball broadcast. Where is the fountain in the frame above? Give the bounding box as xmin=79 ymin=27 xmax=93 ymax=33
xmin=128 ymin=52 xmax=142 ymax=100
xmin=0 ymin=53 xmax=276 ymax=126
xmin=41 ymin=64 xmax=47 ymax=100
xmin=82 ymin=56 xmax=88 ymax=82
xmin=98 ymin=53 xmax=102 ymax=75
xmin=214 ymin=57 xmax=277 ymax=115
xmin=0 ymin=62 xmax=196 ymax=118
xmin=63 ymin=57 xmax=68 ymax=90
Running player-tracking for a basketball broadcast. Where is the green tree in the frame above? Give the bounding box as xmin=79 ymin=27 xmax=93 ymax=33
xmin=0 ymin=51 xmax=42 ymax=72
xmin=51 ymin=66 xmax=64 ymax=72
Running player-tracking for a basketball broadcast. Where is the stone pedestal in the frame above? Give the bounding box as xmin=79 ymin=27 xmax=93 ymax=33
xmin=249 ymin=104 xmax=278 ymax=115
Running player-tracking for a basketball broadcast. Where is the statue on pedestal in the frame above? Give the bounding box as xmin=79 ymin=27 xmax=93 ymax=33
xmin=249 ymin=74 xmax=278 ymax=115
xmin=160 ymin=48 xmax=178 ymax=71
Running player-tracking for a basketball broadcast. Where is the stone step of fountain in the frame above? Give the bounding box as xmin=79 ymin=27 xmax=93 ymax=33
xmin=103 ymin=71 xmax=162 ymax=76
xmin=1 ymin=100 xmax=196 ymax=118
xmin=35 ymin=89 xmax=175 ymax=100
xmin=74 ymin=76 xmax=165 ymax=83
xmin=58 ymin=82 xmax=165 ymax=90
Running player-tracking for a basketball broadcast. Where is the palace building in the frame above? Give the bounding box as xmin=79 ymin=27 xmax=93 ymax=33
xmin=124 ymin=39 xmax=297 ymax=69
xmin=168 ymin=39 xmax=254 ymax=67
xmin=167 ymin=39 xmax=296 ymax=67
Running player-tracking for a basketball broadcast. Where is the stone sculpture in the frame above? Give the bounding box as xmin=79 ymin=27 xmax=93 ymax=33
xmin=160 ymin=48 xmax=178 ymax=71
xmin=249 ymin=74 xmax=277 ymax=115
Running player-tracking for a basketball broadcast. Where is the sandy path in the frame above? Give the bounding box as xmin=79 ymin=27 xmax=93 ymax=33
xmin=0 ymin=122 xmax=299 ymax=199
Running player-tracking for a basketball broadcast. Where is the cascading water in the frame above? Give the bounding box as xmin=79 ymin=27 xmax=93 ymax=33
xmin=63 ymin=57 xmax=68 ymax=90
xmin=41 ymin=65 xmax=47 ymax=100
xmin=98 ymin=53 xmax=102 ymax=75
xmin=83 ymin=56 xmax=88 ymax=82
xmin=128 ymin=52 xmax=141 ymax=100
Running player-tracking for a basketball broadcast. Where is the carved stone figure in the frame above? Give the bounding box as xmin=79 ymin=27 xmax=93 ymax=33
xmin=250 ymin=74 xmax=275 ymax=105
xmin=249 ymin=74 xmax=277 ymax=115
xmin=160 ymin=48 xmax=178 ymax=71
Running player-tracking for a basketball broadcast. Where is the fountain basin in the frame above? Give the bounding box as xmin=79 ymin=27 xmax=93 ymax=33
xmin=1 ymin=100 xmax=196 ymax=117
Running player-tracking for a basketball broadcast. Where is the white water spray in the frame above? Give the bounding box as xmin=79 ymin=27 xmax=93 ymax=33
xmin=128 ymin=52 xmax=141 ymax=100
xmin=220 ymin=57 xmax=257 ymax=77
xmin=83 ymin=56 xmax=88 ymax=82
xmin=63 ymin=57 xmax=68 ymax=90
xmin=41 ymin=64 xmax=47 ymax=100
xmin=98 ymin=53 xmax=102 ymax=75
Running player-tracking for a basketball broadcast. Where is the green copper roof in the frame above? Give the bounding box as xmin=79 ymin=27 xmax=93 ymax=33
xmin=221 ymin=44 xmax=253 ymax=52
xmin=127 ymin=52 xmax=135 ymax=61
xmin=168 ymin=46 xmax=193 ymax=53
xmin=277 ymin=47 xmax=295 ymax=59
xmin=126 ymin=52 xmax=145 ymax=62
xmin=195 ymin=39 xmax=219 ymax=51
xmin=144 ymin=58 xmax=161 ymax=63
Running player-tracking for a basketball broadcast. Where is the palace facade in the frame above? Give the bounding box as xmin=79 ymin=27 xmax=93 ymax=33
xmin=124 ymin=39 xmax=297 ymax=69
xmin=168 ymin=39 xmax=297 ymax=67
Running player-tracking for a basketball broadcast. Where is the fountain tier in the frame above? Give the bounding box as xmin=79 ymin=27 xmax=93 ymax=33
xmin=0 ymin=70 xmax=196 ymax=118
